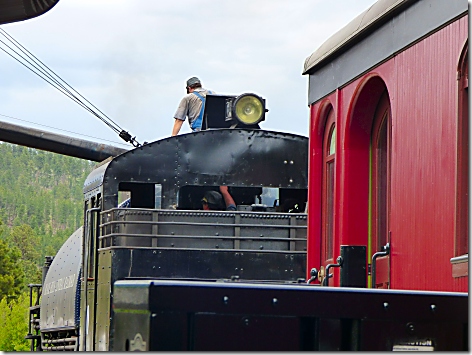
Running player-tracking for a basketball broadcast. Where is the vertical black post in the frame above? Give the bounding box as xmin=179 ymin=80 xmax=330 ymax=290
xmin=340 ymin=246 xmax=367 ymax=287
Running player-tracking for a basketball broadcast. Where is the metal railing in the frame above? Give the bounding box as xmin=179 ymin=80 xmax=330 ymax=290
xmin=99 ymin=208 xmax=307 ymax=253
xmin=25 ymin=284 xmax=42 ymax=351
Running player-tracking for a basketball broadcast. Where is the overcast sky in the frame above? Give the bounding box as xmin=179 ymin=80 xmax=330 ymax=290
xmin=0 ymin=0 xmax=378 ymax=149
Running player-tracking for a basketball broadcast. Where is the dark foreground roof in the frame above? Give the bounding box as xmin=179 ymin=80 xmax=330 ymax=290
xmin=0 ymin=0 xmax=59 ymax=25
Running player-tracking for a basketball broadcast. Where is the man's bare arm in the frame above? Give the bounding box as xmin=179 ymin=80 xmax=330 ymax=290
xmin=172 ymin=119 xmax=184 ymax=136
xmin=219 ymin=186 xmax=236 ymax=208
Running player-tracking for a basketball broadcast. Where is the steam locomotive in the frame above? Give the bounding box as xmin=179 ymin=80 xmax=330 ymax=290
xmin=26 ymin=93 xmax=312 ymax=351
xmin=0 ymin=0 xmax=467 ymax=351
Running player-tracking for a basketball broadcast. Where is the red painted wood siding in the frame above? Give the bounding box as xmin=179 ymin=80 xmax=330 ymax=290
xmin=390 ymin=15 xmax=468 ymax=292
xmin=308 ymin=15 xmax=468 ymax=292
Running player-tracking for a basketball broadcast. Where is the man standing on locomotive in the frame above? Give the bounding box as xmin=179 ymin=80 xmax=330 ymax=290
xmin=171 ymin=77 xmax=214 ymax=136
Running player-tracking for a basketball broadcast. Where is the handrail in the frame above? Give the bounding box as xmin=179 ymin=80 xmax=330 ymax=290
xmin=102 ymin=207 xmax=308 ymax=217
xmin=371 ymin=243 xmax=390 ymax=288
xmin=450 ymin=254 xmax=468 ymax=264
xmin=306 ymin=268 xmax=319 ymax=284
xmin=26 ymin=284 xmax=42 ymax=351
xmin=322 ymin=256 xmax=343 ymax=286
xmin=100 ymin=220 xmax=307 ymax=229
xmin=98 ymin=232 xmax=307 ymax=242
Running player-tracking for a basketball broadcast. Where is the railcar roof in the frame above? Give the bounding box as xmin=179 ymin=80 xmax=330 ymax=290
xmin=303 ymin=0 xmax=412 ymax=75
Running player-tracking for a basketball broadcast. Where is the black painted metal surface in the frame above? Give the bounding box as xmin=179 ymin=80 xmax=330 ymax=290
xmin=0 ymin=121 xmax=128 ymax=162
xmin=0 ymin=0 xmax=59 ymax=25
xmin=102 ymin=129 xmax=308 ymax=210
xmin=107 ymin=248 xmax=306 ymax=283
xmin=40 ymin=227 xmax=82 ymax=331
xmin=340 ymin=245 xmax=367 ymax=287
xmin=112 ymin=280 xmax=468 ymax=351
xmin=100 ymin=208 xmax=307 ymax=251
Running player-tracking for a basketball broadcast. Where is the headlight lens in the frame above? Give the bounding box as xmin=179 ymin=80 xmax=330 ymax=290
xmin=233 ymin=94 xmax=264 ymax=125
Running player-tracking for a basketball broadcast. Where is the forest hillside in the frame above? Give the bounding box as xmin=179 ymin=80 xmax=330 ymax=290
xmin=0 ymin=143 xmax=94 ymax=350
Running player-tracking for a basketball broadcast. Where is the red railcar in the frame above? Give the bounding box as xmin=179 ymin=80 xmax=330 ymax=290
xmin=303 ymin=0 xmax=468 ymax=292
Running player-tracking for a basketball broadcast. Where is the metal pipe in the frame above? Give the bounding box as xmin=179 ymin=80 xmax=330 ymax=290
xmin=100 ymin=220 xmax=307 ymax=229
xmin=99 ymin=232 xmax=307 ymax=242
xmin=306 ymin=268 xmax=319 ymax=284
xmin=323 ymin=256 xmax=343 ymax=286
xmin=42 ymin=344 xmax=76 ymax=351
xmin=371 ymin=243 xmax=390 ymax=288
xmin=0 ymin=120 xmax=128 ymax=161
xmin=42 ymin=256 xmax=54 ymax=286
xmin=103 ymin=207 xmax=307 ymax=217
xmin=42 ymin=337 xmax=77 ymax=344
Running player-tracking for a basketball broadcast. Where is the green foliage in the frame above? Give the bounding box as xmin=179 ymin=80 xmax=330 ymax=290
xmin=0 ymin=293 xmax=31 ymax=351
xmin=0 ymin=238 xmax=24 ymax=300
xmin=0 ymin=143 xmax=93 ymax=287
xmin=0 ymin=143 xmax=93 ymax=350
xmin=10 ymin=224 xmax=40 ymax=263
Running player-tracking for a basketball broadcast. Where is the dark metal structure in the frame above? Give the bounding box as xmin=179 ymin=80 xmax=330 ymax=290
xmin=39 ymin=227 xmax=82 ymax=350
xmin=31 ymin=127 xmax=310 ymax=351
xmin=0 ymin=120 xmax=128 ymax=162
xmin=100 ymin=129 xmax=308 ymax=210
xmin=0 ymin=0 xmax=59 ymax=25
xmin=113 ymin=280 xmax=468 ymax=351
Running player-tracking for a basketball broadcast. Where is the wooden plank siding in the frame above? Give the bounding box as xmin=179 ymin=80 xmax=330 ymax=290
xmin=390 ymin=15 xmax=468 ymax=292
xmin=308 ymin=15 xmax=468 ymax=292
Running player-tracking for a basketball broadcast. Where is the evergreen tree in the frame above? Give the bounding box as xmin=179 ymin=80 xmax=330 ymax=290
xmin=0 ymin=238 xmax=24 ymax=300
xmin=0 ymin=142 xmax=94 ymax=269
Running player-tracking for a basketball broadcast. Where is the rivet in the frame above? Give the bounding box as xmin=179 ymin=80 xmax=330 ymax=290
xmin=223 ymin=296 xmax=229 ymax=305
xmin=430 ymin=304 xmax=436 ymax=312
xmin=383 ymin=302 xmax=389 ymax=310
xmin=272 ymin=298 xmax=278 ymax=306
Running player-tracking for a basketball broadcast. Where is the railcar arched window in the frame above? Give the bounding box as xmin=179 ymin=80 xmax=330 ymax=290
xmin=455 ymin=42 xmax=468 ymax=259
xmin=322 ymin=108 xmax=336 ymax=263
xmin=373 ymin=110 xmax=389 ymax=250
xmin=370 ymin=90 xmax=391 ymax=288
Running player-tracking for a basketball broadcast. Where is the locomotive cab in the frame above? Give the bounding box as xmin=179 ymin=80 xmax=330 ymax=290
xmin=77 ymin=118 xmax=309 ymax=350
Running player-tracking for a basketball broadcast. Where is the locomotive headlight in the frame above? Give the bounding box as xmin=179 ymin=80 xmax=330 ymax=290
xmin=234 ymin=94 xmax=264 ymax=125
xmin=226 ymin=93 xmax=266 ymax=127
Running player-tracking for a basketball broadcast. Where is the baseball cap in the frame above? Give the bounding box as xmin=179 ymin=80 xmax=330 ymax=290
xmin=201 ymin=191 xmax=223 ymax=210
xmin=186 ymin=77 xmax=201 ymax=87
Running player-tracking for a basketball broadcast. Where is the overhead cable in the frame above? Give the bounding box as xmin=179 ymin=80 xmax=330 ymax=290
xmin=0 ymin=28 xmax=141 ymax=147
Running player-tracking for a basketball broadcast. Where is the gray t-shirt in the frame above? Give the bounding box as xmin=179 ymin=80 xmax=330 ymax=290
xmin=174 ymin=88 xmax=214 ymax=130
